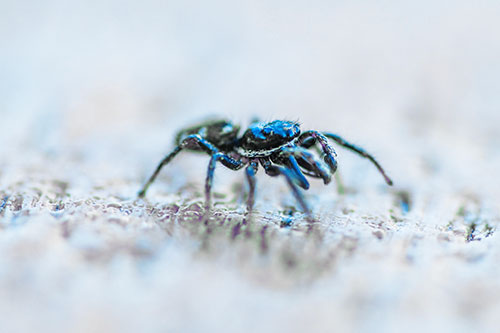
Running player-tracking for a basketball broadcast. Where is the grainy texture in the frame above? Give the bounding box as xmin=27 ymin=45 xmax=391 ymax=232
xmin=2 ymin=1 xmax=500 ymax=332
xmin=1 ymin=128 xmax=499 ymax=332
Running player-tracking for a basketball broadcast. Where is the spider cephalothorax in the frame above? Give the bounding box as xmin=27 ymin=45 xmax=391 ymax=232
xmin=237 ymin=120 xmax=301 ymax=154
xmin=138 ymin=118 xmax=393 ymax=222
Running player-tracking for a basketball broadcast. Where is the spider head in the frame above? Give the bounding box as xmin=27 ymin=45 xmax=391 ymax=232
xmin=240 ymin=120 xmax=301 ymax=152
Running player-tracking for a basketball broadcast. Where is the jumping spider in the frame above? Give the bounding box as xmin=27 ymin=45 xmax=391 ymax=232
xmin=138 ymin=119 xmax=393 ymax=221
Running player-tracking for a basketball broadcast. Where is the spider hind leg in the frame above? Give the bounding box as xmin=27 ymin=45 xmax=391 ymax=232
xmin=139 ymin=134 xmax=245 ymax=209
xmin=138 ymin=146 xmax=182 ymax=198
xmin=138 ymin=134 xmax=219 ymax=198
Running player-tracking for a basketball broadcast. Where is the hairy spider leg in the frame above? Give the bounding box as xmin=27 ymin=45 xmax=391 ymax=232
xmin=322 ymin=132 xmax=393 ymax=186
xmin=244 ymin=160 xmax=259 ymax=223
xmin=294 ymin=156 xmax=322 ymax=179
xmin=138 ymin=134 xmax=244 ymax=198
xmin=298 ymin=131 xmax=338 ymax=174
xmin=259 ymin=157 xmax=313 ymax=222
xmin=280 ymin=146 xmax=331 ymax=185
xmin=273 ymin=151 xmax=310 ymax=190
xmin=205 ymin=152 xmax=245 ymax=214
xmin=299 ymin=136 xmax=316 ymax=149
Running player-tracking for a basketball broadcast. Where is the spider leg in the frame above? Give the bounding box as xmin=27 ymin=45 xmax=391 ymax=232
xmin=205 ymin=152 xmax=245 ymax=214
xmin=259 ymin=157 xmax=313 ymax=222
xmin=138 ymin=146 xmax=182 ymax=198
xmin=298 ymin=131 xmax=338 ymax=174
xmin=322 ymin=132 xmax=393 ymax=186
xmin=280 ymin=146 xmax=331 ymax=185
xmin=244 ymin=159 xmax=259 ymax=222
xmin=272 ymin=151 xmax=310 ymax=190
xmin=138 ymin=134 xmax=242 ymax=197
xmin=299 ymin=136 xmax=316 ymax=149
xmin=296 ymin=156 xmax=327 ymax=178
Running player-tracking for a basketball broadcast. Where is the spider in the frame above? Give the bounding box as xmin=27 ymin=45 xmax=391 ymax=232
xmin=138 ymin=118 xmax=393 ymax=222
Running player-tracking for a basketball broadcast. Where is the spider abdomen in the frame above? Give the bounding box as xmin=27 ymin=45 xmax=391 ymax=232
xmin=174 ymin=119 xmax=240 ymax=151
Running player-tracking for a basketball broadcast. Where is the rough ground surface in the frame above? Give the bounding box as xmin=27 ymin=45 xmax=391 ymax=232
xmin=2 ymin=1 xmax=500 ymax=332
xmin=1 ymin=120 xmax=499 ymax=332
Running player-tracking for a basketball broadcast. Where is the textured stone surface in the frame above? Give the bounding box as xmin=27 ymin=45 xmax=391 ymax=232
xmin=1 ymin=129 xmax=499 ymax=332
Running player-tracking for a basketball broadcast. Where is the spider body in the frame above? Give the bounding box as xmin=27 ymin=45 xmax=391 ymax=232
xmin=238 ymin=120 xmax=301 ymax=155
xmin=138 ymin=118 xmax=393 ymax=222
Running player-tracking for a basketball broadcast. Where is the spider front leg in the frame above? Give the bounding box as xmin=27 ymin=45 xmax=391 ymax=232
xmin=298 ymin=131 xmax=338 ymax=174
xmin=272 ymin=150 xmax=310 ymax=190
xmin=279 ymin=146 xmax=331 ymax=185
xmin=259 ymin=158 xmax=313 ymax=222
xmin=322 ymin=132 xmax=393 ymax=186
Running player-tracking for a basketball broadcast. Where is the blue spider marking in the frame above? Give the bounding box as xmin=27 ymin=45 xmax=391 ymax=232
xmin=250 ymin=120 xmax=300 ymax=141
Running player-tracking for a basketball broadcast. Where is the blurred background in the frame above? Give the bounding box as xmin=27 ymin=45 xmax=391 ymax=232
xmin=2 ymin=1 xmax=500 ymax=208
xmin=2 ymin=0 xmax=499 ymax=175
